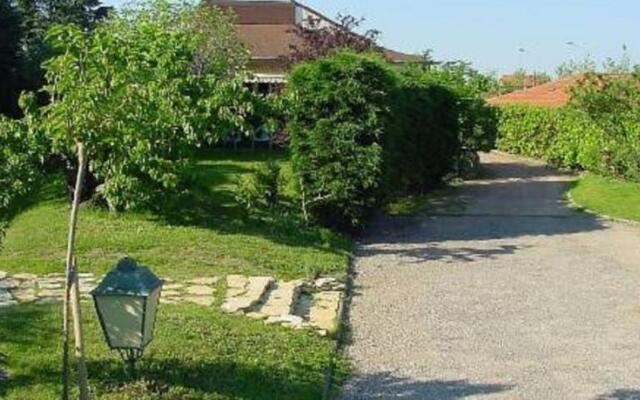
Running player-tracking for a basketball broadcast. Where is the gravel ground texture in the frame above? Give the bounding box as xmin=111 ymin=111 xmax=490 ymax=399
xmin=341 ymin=152 xmax=640 ymax=400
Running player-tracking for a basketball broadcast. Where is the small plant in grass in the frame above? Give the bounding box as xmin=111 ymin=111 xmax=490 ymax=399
xmin=234 ymin=160 xmax=282 ymax=211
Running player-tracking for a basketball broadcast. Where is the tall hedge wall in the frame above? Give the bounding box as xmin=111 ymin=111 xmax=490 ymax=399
xmin=496 ymin=104 xmax=640 ymax=181
xmin=286 ymin=52 xmax=488 ymax=231
xmin=286 ymin=52 xmax=394 ymax=231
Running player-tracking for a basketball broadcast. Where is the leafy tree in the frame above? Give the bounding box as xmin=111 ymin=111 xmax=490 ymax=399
xmin=411 ymin=61 xmax=499 ymax=152
xmin=16 ymin=1 xmax=255 ymax=395
xmin=556 ymin=56 xmax=597 ymax=78
xmin=32 ymin=0 xmax=252 ymax=211
xmin=287 ymin=14 xmax=381 ymax=64
xmin=0 ymin=0 xmax=23 ymax=116
xmin=16 ymin=0 xmax=104 ymax=92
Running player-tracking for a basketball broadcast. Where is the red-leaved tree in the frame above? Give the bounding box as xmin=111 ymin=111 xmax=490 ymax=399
xmin=286 ymin=14 xmax=382 ymax=65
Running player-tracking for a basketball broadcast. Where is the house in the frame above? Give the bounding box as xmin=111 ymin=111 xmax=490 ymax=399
xmin=206 ymin=0 xmax=418 ymax=87
xmin=488 ymin=76 xmax=582 ymax=108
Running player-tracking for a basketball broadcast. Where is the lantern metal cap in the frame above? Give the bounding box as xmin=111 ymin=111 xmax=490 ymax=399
xmin=91 ymin=257 xmax=163 ymax=297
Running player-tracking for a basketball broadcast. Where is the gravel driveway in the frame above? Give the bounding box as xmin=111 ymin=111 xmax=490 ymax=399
xmin=341 ymin=152 xmax=640 ymax=400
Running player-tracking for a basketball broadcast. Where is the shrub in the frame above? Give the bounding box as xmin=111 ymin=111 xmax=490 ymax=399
xmin=496 ymin=101 xmax=640 ymax=181
xmin=286 ymin=52 xmax=477 ymax=231
xmin=0 ymin=115 xmax=47 ymax=241
xmin=416 ymin=62 xmax=499 ymax=152
xmin=286 ymin=52 xmax=394 ymax=231
xmin=384 ymin=68 xmax=462 ymax=194
xmin=0 ymin=116 xmax=47 ymax=209
xmin=234 ymin=161 xmax=282 ymax=212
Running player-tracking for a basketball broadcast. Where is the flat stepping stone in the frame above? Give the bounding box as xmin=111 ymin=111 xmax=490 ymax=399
xmin=0 ymin=279 xmax=19 ymax=290
xmin=39 ymin=289 xmax=65 ymax=298
xmin=13 ymin=273 xmax=37 ymax=281
xmin=37 ymin=280 xmax=64 ymax=290
xmin=162 ymin=290 xmax=181 ymax=298
xmin=0 ymin=271 xmax=7 ymax=280
xmin=11 ymin=289 xmax=38 ymax=304
xmin=257 ymin=280 xmax=304 ymax=318
xmin=308 ymin=291 xmax=342 ymax=333
xmin=186 ymin=285 xmax=214 ymax=296
xmin=265 ymin=314 xmax=305 ymax=328
xmin=222 ymin=275 xmax=274 ymax=314
xmin=187 ymin=277 xmax=219 ymax=286
xmin=163 ymin=283 xmax=184 ymax=291
xmin=0 ymin=290 xmax=14 ymax=303
xmin=79 ymin=285 xmax=96 ymax=294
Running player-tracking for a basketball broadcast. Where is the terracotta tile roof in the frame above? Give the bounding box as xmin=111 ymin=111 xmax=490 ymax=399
xmin=488 ymin=76 xmax=581 ymax=108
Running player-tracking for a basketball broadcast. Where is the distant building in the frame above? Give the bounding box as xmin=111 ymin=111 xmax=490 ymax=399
xmin=206 ymin=0 xmax=417 ymax=86
xmin=498 ymin=73 xmax=553 ymax=94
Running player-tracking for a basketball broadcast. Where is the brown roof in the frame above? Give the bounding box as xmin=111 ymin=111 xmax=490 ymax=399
xmin=236 ymin=24 xmax=299 ymax=59
xmin=488 ymin=76 xmax=581 ymax=108
xmin=210 ymin=1 xmax=295 ymax=25
xmin=207 ymin=0 xmax=418 ymax=64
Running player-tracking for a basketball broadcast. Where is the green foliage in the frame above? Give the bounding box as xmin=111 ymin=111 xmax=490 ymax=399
xmin=234 ymin=160 xmax=281 ymax=212
xmin=0 ymin=114 xmax=47 ymax=212
xmin=384 ymin=67 xmax=462 ymax=193
xmin=286 ymin=52 xmax=394 ymax=231
xmin=0 ymin=0 xmax=23 ymax=116
xmin=27 ymin=1 xmax=255 ymax=211
xmin=0 ymin=150 xmax=351 ymax=280
xmin=413 ymin=62 xmax=499 ymax=152
xmin=0 ymin=110 xmax=48 ymax=243
xmin=286 ymin=52 xmax=491 ymax=230
xmin=15 ymin=0 xmax=103 ymax=92
xmin=497 ymin=72 xmax=640 ymax=181
xmin=497 ymin=105 xmax=601 ymax=169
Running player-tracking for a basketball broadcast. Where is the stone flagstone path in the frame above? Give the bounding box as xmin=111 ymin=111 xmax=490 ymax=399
xmin=0 ymin=271 xmax=343 ymax=336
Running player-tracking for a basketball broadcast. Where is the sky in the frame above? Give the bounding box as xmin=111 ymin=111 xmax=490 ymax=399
xmin=102 ymin=0 xmax=640 ymax=75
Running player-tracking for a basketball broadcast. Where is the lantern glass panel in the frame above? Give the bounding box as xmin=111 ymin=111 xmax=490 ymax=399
xmin=96 ymin=295 xmax=145 ymax=349
xmin=142 ymin=286 xmax=161 ymax=346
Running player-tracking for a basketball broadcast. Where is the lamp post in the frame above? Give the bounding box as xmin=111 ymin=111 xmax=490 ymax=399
xmin=91 ymin=257 xmax=163 ymax=376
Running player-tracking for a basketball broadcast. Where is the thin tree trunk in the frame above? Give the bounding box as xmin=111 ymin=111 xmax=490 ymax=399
xmin=64 ymin=142 xmax=90 ymax=400
xmin=62 ymin=266 xmax=70 ymax=400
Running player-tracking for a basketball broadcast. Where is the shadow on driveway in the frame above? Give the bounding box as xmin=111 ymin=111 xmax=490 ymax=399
xmin=342 ymin=372 xmax=512 ymax=399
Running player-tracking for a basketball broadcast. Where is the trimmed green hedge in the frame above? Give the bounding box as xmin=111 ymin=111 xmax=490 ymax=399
xmin=286 ymin=52 xmax=494 ymax=231
xmin=384 ymin=68 xmax=461 ymax=194
xmin=497 ymin=104 xmax=640 ymax=181
xmin=286 ymin=52 xmax=394 ymax=231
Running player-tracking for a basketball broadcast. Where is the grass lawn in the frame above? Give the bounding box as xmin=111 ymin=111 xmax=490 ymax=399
xmin=569 ymin=174 xmax=640 ymax=223
xmin=0 ymin=150 xmax=352 ymax=399
xmin=0 ymin=150 xmax=351 ymax=280
xmin=0 ymin=304 xmax=348 ymax=399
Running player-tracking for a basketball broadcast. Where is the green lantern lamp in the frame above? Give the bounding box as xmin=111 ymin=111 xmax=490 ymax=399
xmin=91 ymin=257 xmax=163 ymax=373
